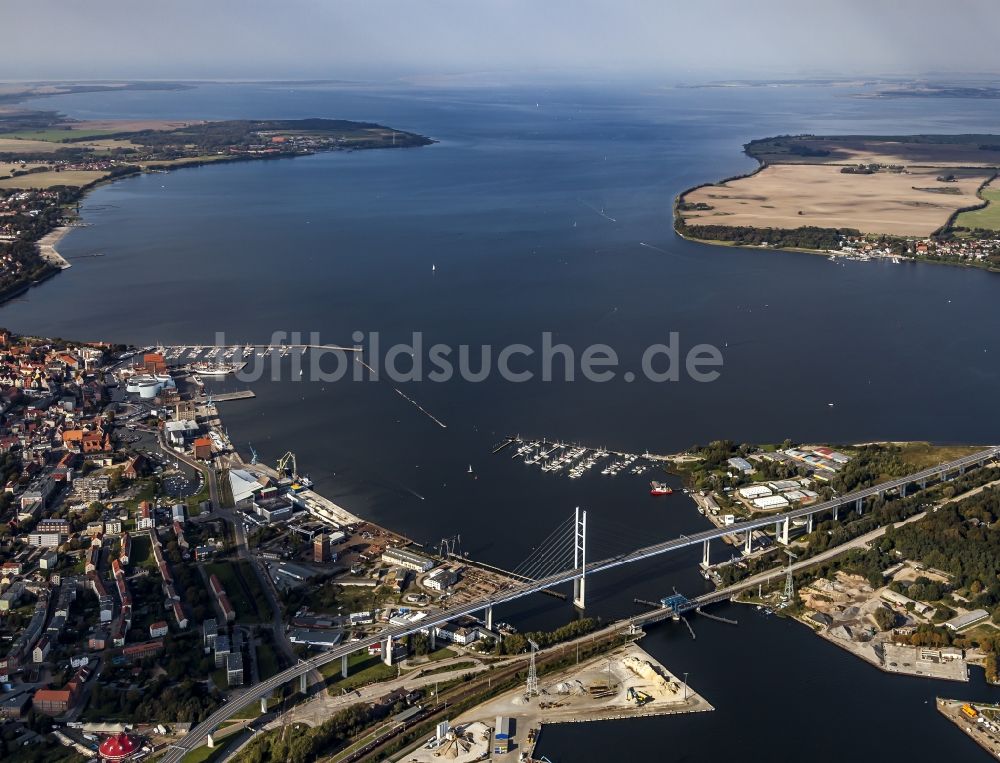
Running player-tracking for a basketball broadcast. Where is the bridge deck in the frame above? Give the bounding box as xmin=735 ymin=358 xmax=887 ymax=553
xmin=159 ymin=445 xmax=999 ymax=762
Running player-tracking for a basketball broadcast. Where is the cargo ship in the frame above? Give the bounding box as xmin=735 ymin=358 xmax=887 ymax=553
xmin=650 ymin=481 xmax=673 ymax=496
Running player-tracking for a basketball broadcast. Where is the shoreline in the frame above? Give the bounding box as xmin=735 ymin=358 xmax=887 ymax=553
xmin=937 ymin=699 xmax=1000 ymax=760
xmin=35 ymin=225 xmax=72 ymax=270
xmin=672 ymin=136 xmax=1000 ymax=273
xmin=0 ymin=120 xmax=434 ymax=306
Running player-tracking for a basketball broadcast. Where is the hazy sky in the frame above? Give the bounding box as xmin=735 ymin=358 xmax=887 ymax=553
xmin=4 ymin=0 xmax=1000 ymax=82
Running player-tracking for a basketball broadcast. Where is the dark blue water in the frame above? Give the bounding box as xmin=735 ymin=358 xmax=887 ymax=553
xmin=4 ymin=82 xmax=999 ymax=759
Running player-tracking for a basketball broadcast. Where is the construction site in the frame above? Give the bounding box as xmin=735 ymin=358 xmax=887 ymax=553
xmin=450 ymin=642 xmax=713 ymax=760
xmin=795 ymin=571 xmax=970 ymax=681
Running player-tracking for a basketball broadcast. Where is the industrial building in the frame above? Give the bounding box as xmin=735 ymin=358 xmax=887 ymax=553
xmin=424 ymin=568 xmax=459 ymax=592
xmin=382 ymin=547 xmax=435 ymax=573
xmin=944 ymin=609 xmax=989 ymax=631
xmin=738 ymin=485 xmax=772 ymax=500
xmin=494 ymin=716 xmax=512 ymax=755
xmin=289 ymin=629 xmax=343 ymax=647
xmin=313 ymin=533 xmax=336 ymax=563
xmin=752 ymin=495 xmax=790 ymax=510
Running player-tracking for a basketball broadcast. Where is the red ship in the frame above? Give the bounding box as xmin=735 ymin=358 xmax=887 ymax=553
xmin=650 ymin=481 xmax=673 ymax=496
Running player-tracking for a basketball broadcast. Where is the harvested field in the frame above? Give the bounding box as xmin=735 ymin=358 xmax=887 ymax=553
xmin=67 ymin=118 xmax=204 ymax=133
xmin=0 ymin=161 xmax=49 ymax=178
xmin=0 ymin=169 xmax=111 ymax=189
xmin=681 ymin=165 xmax=991 ymax=237
xmin=0 ymin=137 xmax=68 ymax=154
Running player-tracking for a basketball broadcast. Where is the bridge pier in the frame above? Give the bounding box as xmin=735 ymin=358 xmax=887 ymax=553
xmin=300 ymin=672 xmax=307 ymax=694
xmin=920 ymin=478 xmax=927 ymax=490
xmin=341 ymin=654 xmax=349 ymax=678
xmin=900 ymin=483 xmax=907 ymax=498
xmin=779 ymin=517 xmax=790 ymax=545
xmin=382 ymin=637 xmax=393 ymax=667
xmin=484 ymin=605 xmax=494 ymax=632
xmin=573 ymin=507 xmax=587 ymax=609
xmin=855 ymin=497 xmax=863 ymax=514
xmin=207 ymin=734 xmax=215 ymax=749
xmin=429 ymin=628 xmax=437 ymax=650
xmin=701 ymin=539 xmax=711 ymax=568
xmin=832 ymin=505 xmax=839 ymax=521
xmin=744 ymin=530 xmax=753 ymax=555
xmin=960 ymin=465 xmax=966 ymax=476
xmin=806 ymin=514 xmax=814 ymax=534
xmin=260 ymin=697 xmax=268 ymax=714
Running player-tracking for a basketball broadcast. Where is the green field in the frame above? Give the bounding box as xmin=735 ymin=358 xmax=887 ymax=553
xmin=895 ymin=442 xmax=986 ymax=471
xmin=0 ymin=128 xmax=125 ymax=142
xmin=956 ymin=187 xmax=1000 ymax=231
xmin=319 ymin=652 xmax=396 ymax=691
xmin=180 ymin=742 xmax=229 ymax=763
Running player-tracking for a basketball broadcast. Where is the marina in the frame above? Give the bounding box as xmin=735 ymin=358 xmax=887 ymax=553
xmin=144 ymin=342 xmax=361 ymax=376
xmin=496 ymin=436 xmax=663 ymax=480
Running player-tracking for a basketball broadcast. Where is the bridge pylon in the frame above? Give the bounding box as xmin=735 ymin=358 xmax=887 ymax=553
xmin=572 ymin=507 xmax=587 ymax=610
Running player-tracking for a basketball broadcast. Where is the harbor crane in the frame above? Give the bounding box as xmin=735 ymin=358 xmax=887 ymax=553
xmin=276 ymin=451 xmax=298 ymax=478
xmin=248 ymin=443 xmax=259 ymax=465
xmin=438 ymin=534 xmax=462 ymax=559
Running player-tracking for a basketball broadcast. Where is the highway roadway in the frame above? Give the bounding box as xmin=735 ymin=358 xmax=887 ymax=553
xmin=161 ymin=445 xmax=999 ymax=761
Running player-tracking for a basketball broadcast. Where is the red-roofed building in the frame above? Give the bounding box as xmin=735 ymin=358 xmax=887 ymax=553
xmin=32 ymin=687 xmax=75 ymax=715
xmin=192 ymin=437 xmax=213 ymax=461
xmin=122 ymin=639 xmax=163 ymax=663
xmin=149 ymin=620 xmax=168 ymax=638
xmin=142 ymin=353 xmax=167 ymax=375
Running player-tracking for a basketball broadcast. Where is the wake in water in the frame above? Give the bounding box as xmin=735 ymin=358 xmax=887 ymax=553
xmin=354 ymin=357 xmax=448 ymax=429
xmin=639 ymin=241 xmax=668 ymax=254
xmin=579 ymin=199 xmax=617 ymax=223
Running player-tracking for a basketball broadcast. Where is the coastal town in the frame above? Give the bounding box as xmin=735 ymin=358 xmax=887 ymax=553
xmin=0 ymin=329 xmax=995 ymax=761
xmin=0 ymin=332 xmax=720 ymax=762
xmin=0 ymin=110 xmax=432 ymax=303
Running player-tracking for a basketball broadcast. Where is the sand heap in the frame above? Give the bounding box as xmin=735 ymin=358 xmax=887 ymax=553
xmin=623 ymin=655 xmax=677 ymax=697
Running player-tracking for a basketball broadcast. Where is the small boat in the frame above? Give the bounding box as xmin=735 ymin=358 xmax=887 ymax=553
xmin=650 ymin=481 xmax=673 ymax=496
xmin=467 ymin=464 xmax=473 ymax=474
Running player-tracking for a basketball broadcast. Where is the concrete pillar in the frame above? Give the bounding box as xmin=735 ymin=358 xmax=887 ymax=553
xmin=920 ymin=478 xmax=927 ymax=490
xmin=341 ymin=654 xmax=349 ymax=679
xmin=744 ymin=531 xmax=753 ymax=555
xmin=260 ymin=697 xmax=268 ymax=714
xmin=774 ymin=521 xmax=781 ymax=542
xmin=429 ymin=628 xmax=436 ymax=650
xmin=701 ymin=539 xmax=710 ymax=568
xmin=960 ymin=466 xmax=966 ymax=476
xmin=382 ymin=638 xmax=393 ymax=667
xmin=806 ymin=514 xmax=814 ymax=534
xmin=833 ymin=505 xmax=839 ymax=522
xmin=300 ymin=672 xmax=307 ymax=694
xmin=484 ymin=605 xmax=494 ymax=632
xmin=572 ymin=574 xmax=586 ymax=610
xmin=779 ymin=517 xmax=790 ymax=545
xmin=207 ymin=734 xmax=215 ymax=749
xmin=900 ymin=484 xmax=907 ymax=498
xmin=855 ymin=497 xmax=863 ymax=514
xmin=572 ymin=507 xmax=587 ymax=610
